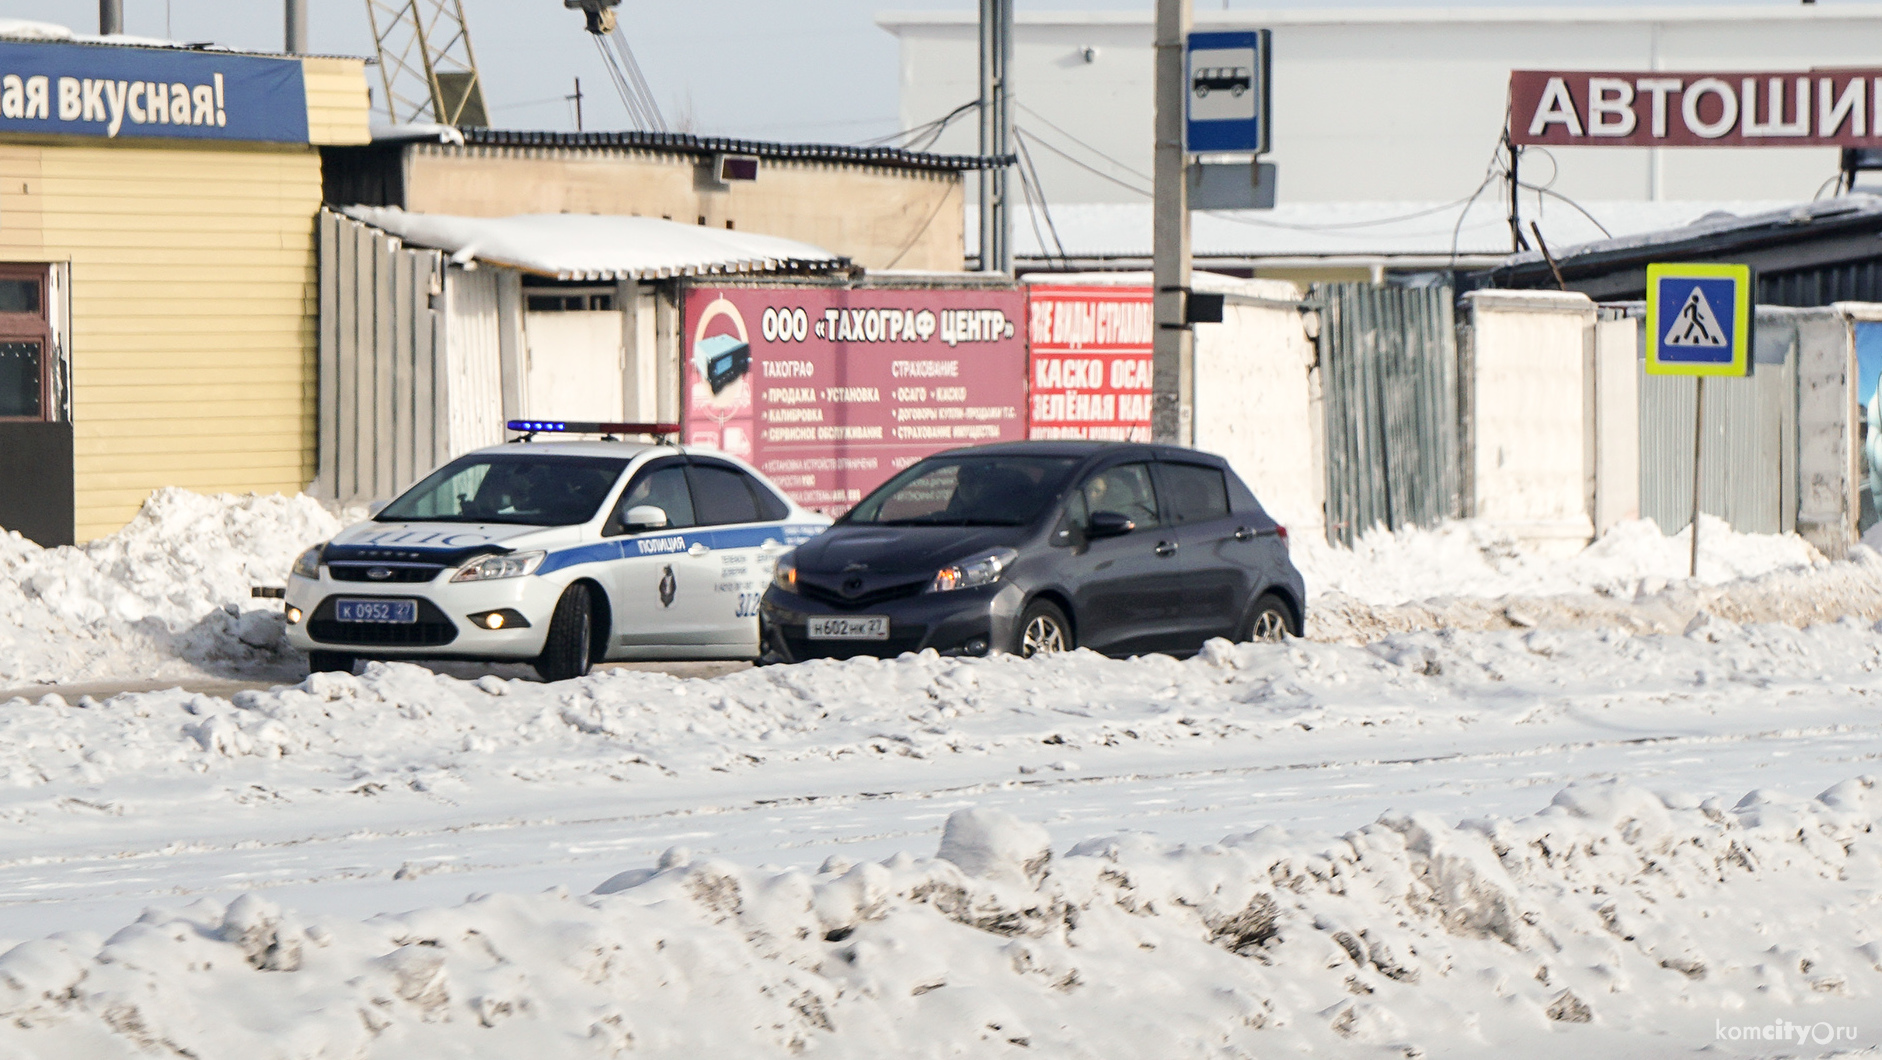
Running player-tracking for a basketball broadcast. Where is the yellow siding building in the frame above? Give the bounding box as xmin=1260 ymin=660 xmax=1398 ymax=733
xmin=0 ymin=44 xmax=367 ymax=544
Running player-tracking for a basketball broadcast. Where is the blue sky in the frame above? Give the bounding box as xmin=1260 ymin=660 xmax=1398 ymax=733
xmin=11 ymin=1 xmax=1828 ymax=143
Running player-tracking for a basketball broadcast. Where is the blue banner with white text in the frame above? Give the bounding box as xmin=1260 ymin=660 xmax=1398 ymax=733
xmin=0 ymin=40 xmax=308 ymax=143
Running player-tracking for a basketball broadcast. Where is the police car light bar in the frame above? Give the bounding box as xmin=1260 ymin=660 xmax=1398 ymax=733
xmin=507 ymin=420 xmax=681 ymax=438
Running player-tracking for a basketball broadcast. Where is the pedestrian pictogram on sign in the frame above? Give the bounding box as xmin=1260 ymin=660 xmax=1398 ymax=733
xmin=1665 ymin=286 xmax=1728 ymax=347
xmin=1645 ymin=263 xmax=1752 ymax=377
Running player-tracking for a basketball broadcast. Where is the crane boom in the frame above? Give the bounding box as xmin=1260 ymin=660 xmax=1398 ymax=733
xmin=365 ymin=0 xmax=490 ymax=127
xmin=565 ymin=0 xmax=666 ymax=133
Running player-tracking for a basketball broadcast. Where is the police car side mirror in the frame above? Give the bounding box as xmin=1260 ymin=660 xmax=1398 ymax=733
xmin=622 ymin=505 xmax=669 ymax=532
xmin=367 ymin=499 xmax=390 ymax=517
xmin=1087 ymin=510 xmax=1136 ymax=538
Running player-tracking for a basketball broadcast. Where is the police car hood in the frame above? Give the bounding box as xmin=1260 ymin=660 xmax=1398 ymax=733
xmin=325 ymin=520 xmax=578 ymax=564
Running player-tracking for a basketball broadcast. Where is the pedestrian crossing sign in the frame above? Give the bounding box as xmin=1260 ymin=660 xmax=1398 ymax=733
xmin=1645 ymin=262 xmax=1752 ymax=376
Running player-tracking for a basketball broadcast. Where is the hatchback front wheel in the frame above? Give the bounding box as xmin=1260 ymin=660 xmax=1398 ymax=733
xmin=1017 ymin=600 xmax=1073 ymax=658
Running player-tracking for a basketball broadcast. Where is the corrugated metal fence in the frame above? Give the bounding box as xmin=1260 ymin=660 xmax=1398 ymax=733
xmin=317 ymin=209 xmax=451 ymax=506
xmin=1315 ymin=283 xmax=1462 ymax=545
xmin=1636 ymin=307 xmax=1799 ymax=535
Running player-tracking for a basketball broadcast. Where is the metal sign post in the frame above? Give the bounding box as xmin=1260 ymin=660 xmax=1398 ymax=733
xmin=1644 ymin=262 xmax=1753 ymax=577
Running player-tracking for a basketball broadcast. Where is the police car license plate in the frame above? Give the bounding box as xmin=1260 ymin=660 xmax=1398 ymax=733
xmin=335 ymin=598 xmax=417 ymax=624
xmin=807 ymin=615 xmax=889 ymax=640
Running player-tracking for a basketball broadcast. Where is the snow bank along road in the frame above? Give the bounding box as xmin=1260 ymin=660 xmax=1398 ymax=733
xmin=2 ymin=491 xmax=1882 ymax=1055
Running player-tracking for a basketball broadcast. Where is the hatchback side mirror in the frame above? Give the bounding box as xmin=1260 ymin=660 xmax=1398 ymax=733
xmin=1087 ymin=510 xmax=1136 ymax=538
xmin=622 ymin=505 xmax=669 ymax=532
xmin=367 ymin=500 xmax=390 ymax=517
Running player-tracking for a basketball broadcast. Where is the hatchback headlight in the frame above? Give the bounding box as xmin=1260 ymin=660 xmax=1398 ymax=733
xmin=771 ymin=549 xmax=798 ymax=592
xmin=451 ymin=550 xmax=545 ymax=582
xmin=930 ymin=548 xmax=1018 ymax=593
xmin=291 ymin=545 xmax=324 ymax=579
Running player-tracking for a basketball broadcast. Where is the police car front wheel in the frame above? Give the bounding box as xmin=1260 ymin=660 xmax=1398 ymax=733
xmin=537 ymin=583 xmax=597 ymax=683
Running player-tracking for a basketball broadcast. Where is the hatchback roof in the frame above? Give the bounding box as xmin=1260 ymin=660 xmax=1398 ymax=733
xmin=932 ymin=439 xmax=1218 ymax=463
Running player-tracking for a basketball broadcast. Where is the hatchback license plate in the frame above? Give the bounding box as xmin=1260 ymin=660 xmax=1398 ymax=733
xmin=335 ymin=598 xmax=417 ymax=624
xmin=807 ymin=615 xmax=889 ymax=640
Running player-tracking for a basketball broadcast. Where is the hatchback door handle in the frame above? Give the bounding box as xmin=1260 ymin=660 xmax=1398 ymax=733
xmin=1234 ymin=526 xmax=1255 ymax=541
xmin=1154 ymin=540 xmax=1178 ymax=557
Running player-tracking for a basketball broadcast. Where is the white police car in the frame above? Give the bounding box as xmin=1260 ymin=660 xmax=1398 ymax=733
xmin=283 ymin=421 xmax=830 ymax=681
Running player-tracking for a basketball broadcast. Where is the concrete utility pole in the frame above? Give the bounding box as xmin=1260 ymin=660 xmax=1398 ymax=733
xmin=978 ymin=0 xmax=1013 ymax=273
xmin=99 ymin=0 xmax=123 ymax=36
xmin=1151 ymin=0 xmax=1192 ymax=444
xmin=285 ymin=0 xmax=309 ymax=54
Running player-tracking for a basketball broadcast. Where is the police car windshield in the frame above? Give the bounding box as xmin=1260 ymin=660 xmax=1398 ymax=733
xmin=844 ymin=456 xmax=1078 ymax=527
xmin=378 ymin=455 xmax=629 ymax=526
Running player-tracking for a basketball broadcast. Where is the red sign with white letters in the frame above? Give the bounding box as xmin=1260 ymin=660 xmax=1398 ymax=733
xmin=682 ymin=286 xmax=1028 ymax=516
xmin=1024 ymin=285 xmax=1154 ymax=442
xmin=1510 ymin=69 xmax=1882 ymax=148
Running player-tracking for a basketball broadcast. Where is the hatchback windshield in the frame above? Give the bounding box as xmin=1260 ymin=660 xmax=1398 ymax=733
xmin=845 ymin=456 xmax=1079 ymax=527
xmin=378 ymin=455 xmax=629 ymax=526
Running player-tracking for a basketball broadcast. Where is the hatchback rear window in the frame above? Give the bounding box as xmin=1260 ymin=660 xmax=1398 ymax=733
xmin=845 ymin=456 xmax=1079 ymax=527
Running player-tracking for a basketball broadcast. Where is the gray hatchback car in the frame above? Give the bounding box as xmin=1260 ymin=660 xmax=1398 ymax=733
xmin=761 ymin=440 xmax=1305 ymax=661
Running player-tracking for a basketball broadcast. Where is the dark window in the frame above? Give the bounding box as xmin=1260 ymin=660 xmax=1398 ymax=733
xmin=0 ymin=280 xmax=39 ymax=314
xmin=688 ymin=464 xmax=762 ymax=526
xmin=1079 ymin=463 xmax=1160 ymax=530
xmin=1161 ymin=463 xmax=1230 ymax=524
xmin=0 ymin=265 xmax=50 ymax=422
xmin=752 ymin=479 xmax=791 ymax=521
xmin=0 ymin=341 xmax=41 ymax=418
xmin=616 ymin=465 xmax=695 ymax=529
xmin=845 ymin=456 xmax=1079 ymax=527
xmin=526 ymin=292 xmax=615 ymax=312
xmin=378 ymin=455 xmax=628 ymax=526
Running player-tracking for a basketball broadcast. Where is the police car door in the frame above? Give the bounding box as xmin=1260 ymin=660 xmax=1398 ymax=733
xmin=600 ymin=457 xmax=720 ymax=655
xmin=683 ymin=457 xmax=789 ymax=652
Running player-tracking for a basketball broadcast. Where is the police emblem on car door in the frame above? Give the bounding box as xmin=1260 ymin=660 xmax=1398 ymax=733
xmin=658 ymin=564 xmax=676 ymax=607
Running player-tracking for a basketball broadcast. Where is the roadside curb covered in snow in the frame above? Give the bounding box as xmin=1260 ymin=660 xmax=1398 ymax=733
xmin=0 ymin=780 xmax=1877 ymax=1056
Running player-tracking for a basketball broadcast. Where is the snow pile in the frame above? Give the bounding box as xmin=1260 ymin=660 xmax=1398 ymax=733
xmin=0 ymin=489 xmax=342 ymax=686
xmin=0 ymin=782 xmax=1875 ymax=1056
xmin=1294 ymin=515 xmax=1826 ymax=607
xmin=5 ymin=621 xmax=1882 ymax=815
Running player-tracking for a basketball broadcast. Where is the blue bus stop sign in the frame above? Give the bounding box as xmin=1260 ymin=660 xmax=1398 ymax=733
xmin=1185 ymin=30 xmax=1269 ymax=154
xmin=1645 ymin=262 xmax=1752 ymax=377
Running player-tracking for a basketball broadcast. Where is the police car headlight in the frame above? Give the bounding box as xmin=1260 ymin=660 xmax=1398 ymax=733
xmin=451 ymin=550 xmax=546 ymax=582
xmin=291 ymin=545 xmax=324 ymax=580
xmin=771 ymin=550 xmax=798 ymax=593
xmin=930 ymin=548 xmax=1017 ymax=593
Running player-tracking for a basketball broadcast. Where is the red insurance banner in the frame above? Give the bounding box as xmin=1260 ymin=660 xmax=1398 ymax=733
xmin=1025 ymin=285 xmax=1153 ymax=442
xmin=683 ymin=286 xmax=1027 ymax=515
xmin=1510 ymin=69 xmax=1882 ymax=147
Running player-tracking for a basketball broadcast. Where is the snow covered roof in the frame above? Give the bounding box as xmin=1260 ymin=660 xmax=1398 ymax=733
xmin=1470 ymin=194 xmax=1882 ymax=298
xmin=340 ymin=207 xmax=847 ymax=282
xmin=990 ymin=199 xmax=1800 ymax=267
xmin=1494 ymin=195 xmax=1882 ymax=271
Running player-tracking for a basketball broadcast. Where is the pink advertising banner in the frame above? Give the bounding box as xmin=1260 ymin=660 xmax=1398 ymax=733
xmin=682 ymin=286 xmax=1029 ymax=516
xmin=1025 ymin=285 xmax=1155 ymax=442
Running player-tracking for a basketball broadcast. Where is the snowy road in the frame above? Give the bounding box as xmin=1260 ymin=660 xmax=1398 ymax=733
xmin=10 ymin=494 xmax=1882 ymax=1055
xmin=4 ymin=621 xmax=1879 ymax=948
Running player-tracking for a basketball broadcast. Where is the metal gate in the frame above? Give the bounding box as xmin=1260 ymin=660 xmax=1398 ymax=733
xmin=1315 ymin=283 xmax=1462 ymax=545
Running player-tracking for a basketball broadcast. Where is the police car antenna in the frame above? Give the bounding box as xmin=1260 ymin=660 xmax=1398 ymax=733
xmin=505 ymin=420 xmax=683 ymax=444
